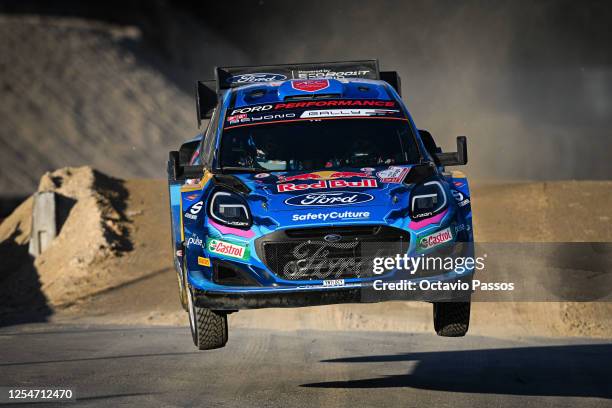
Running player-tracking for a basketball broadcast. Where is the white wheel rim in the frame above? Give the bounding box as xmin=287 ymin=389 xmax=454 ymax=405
xmin=186 ymin=270 xmax=196 ymax=339
xmin=177 ymin=272 xmax=185 ymax=303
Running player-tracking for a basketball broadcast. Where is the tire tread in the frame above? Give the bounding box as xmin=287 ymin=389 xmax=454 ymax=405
xmin=194 ymin=307 xmax=228 ymax=350
xmin=433 ymin=302 xmax=470 ymax=337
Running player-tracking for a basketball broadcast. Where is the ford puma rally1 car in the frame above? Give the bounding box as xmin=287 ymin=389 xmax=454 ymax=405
xmin=167 ymin=60 xmax=474 ymax=350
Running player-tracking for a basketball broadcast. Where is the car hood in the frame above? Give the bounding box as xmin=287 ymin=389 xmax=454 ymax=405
xmin=231 ymin=166 xmax=415 ymax=227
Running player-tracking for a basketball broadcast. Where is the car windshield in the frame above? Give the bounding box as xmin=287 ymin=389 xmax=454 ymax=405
xmin=219 ymin=119 xmax=420 ymax=171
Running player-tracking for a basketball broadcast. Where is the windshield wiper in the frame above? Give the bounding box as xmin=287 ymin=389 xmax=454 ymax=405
xmin=220 ymin=166 xmax=266 ymax=173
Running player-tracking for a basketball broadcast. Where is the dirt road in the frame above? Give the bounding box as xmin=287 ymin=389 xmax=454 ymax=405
xmin=0 ymin=324 xmax=610 ymax=407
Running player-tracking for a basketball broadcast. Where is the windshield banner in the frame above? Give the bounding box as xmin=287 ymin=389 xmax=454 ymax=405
xmin=225 ymin=99 xmax=406 ymax=128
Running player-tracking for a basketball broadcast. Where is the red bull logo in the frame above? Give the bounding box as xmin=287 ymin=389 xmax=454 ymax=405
xmin=277 ymin=178 xmax=377 ymax=193
xmin=278 ymin=170 xmax=373 ymax=183
xmin=276 ymin=170 xmax=377 ymax=192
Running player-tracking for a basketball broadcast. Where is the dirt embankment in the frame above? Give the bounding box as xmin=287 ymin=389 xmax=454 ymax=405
xmin=0 ymin=169 xmax=610 ymax=338
xmin=0 ymin=167 xmax=170 ymax=313
xmin=472 ymin=181 xmax=612 ymax=242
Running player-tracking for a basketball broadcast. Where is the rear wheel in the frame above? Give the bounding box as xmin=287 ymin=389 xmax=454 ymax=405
xmin=433 ymin=301 xmax=470 ymax=337
xmin=186 ymin=284 xmax=228 ymax=350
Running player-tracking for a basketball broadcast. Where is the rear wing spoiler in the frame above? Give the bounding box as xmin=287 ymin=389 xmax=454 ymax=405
xmin=195 ymin=60 xmax=401 ymax=127
xmin=216 ymin=60 xmax=380 ymax=89
xmin=195 ymin=80 xmax=217 ymax=128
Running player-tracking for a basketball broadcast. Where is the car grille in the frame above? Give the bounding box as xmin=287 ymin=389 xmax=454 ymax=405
xmin=256 ymin=226 xmax=409 ymax=281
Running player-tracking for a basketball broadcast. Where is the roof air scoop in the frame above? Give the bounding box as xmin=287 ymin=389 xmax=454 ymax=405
xmin=278 ymin=79 xmax=344 ymax=100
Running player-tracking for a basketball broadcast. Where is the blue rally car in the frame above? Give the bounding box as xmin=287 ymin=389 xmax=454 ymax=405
xmin=167 ymin=61 xmax=474 ymax=349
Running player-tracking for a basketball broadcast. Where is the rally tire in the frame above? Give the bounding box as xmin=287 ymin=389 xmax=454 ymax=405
xmin=433 ymin=301 xmax=470 ymax=337
xmin=187 ymin=286 xmax=228 ymax=350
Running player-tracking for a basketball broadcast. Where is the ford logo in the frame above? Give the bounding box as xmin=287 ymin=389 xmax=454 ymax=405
xmin=323 ymin=234 xmax=342 ymax=242
xmin=284 ymin=191 xmax=374 ymax=207
xmin=226 ymin=73 xmax=287 ymax=84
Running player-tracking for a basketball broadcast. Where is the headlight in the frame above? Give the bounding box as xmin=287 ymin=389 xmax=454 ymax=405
xmin=209 ymin=190 xmax=252 ymax=229
xmin=410 ymin=180 xmax=447 ymax=219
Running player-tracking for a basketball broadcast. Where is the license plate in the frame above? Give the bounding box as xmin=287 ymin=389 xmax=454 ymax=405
xmin=323 ymin=279 xmax=345 ymax=287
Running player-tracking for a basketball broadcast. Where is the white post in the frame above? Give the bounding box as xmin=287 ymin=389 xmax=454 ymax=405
xmin=28 ymin=191 xmax=57 ymax=257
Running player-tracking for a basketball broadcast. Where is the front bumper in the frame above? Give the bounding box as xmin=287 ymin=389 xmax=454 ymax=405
xmin=193 ymin=270 xmax=474 ymax=310
xmin=194 ymin=286 xmax=362 ymax=309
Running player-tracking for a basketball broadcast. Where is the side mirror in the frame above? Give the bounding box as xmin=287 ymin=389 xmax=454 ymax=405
xmin=438 ymin=136 xmax=468 ymax=166
xmin=168 ymin=151 xmax=204 ymax=181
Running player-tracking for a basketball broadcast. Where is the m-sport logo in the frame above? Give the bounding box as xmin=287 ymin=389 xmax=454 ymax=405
xmin=226 ymin=73 xmax=287 ymax=83
xmin=285 ymin=191 xmax=374 ymax=206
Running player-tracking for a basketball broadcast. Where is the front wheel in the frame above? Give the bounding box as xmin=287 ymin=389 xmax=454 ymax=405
xmin=433 ymin=301 xmax=470 ymax=337
xmin=176 ymin=266 xmax=188 ymax=311
xmin=186 ymin=285 xmax=228 ymax=350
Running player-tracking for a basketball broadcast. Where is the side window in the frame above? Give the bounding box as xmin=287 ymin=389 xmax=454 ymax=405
xmin=201 ymin=107 xmax=221 ymax=169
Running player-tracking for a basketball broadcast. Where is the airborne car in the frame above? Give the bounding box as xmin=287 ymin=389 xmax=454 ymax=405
xmin=167 ymin=61 xmax=474 ymax=349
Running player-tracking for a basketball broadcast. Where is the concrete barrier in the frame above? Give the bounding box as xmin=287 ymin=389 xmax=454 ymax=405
xmin=28 ymin=191 xmax=57 ymax=257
